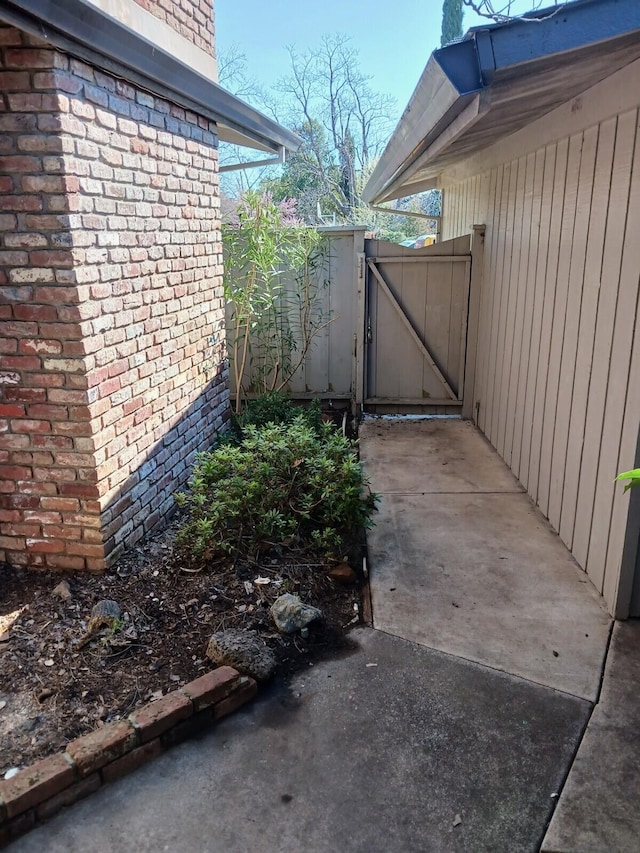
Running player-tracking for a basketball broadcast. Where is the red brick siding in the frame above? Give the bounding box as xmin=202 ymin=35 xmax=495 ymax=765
xmin=132 ymin=0 xmax=215 ymax=57
xmin=0 ymin=27 xmax=228 ymax=570
xmin=58 ymin=58 xmax=227 ymax=561
xmin=0 ymin=30 xmax=99 ymax=570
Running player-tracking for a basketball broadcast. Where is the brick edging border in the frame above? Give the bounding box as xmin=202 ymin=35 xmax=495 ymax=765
xmin=0 ymin=667 xmax=257 ymax=846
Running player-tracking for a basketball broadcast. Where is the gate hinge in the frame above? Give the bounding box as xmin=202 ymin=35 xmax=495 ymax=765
xmin=367 ymin=316 xmax=373 ymax=344
xmin=358 ymin=255 xmax=365 ymax=280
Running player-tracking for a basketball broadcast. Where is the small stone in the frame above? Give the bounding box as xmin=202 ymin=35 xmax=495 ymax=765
xmin=0 ymin=700 xmax=6 ymax=711
xmin=43 ymin=659 xmax=54 ymax=667
xmin=4 ymin=767 xmax=20 ymax=780
xmin=52 ymin=580 xmax=72 ymax=601
xmin=327 ymin=563 xmax=357 ymax=585
xmin=206 ymin=629 xmax=276 ymax=682
xmin=87 ymin=599 xmax=121 ymax=633
xmin=37 ymin=689 xmax=54 ymax=703
xmin=270 ymin=594 xmax=322 ymax=634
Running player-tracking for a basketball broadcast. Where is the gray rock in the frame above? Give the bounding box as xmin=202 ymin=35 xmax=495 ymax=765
xmin=91 ymin=599 xmax=121 ymax=621
xmin=206 ymin=630 xmax=276 ymax=682
xmin=270 ymin=594 xmax=322 ymax=634
xmin=52 ymin=580 xmax=72 ymax=601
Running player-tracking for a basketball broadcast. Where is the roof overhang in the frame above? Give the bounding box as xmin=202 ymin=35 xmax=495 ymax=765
xmin=364 ymin=0 xmax=640 ymax=204
xmin=0 ymin=0 xmax=301 ymax=157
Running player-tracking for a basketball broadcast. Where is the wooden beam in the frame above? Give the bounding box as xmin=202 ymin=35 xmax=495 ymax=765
xmin=462 ymin=226 xmax=485 ymax=420
xmin=372 ymin=255 xmax=471 ymax=264
xmin=367 ymin=260 xmax=458 ymax=400
xmin=457 ymin=258 xmax=471 ymax=408
xmin=354 ymin=247 xmax=366 ymax=409
xmin=365 ymin=397 xmax=462 ymax=406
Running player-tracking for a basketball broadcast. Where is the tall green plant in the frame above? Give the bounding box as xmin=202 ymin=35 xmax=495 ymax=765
xmin=616 ymin=468 xmax=640 ymax=492
xmin=223 ymin=192 xmax=330 ymax=413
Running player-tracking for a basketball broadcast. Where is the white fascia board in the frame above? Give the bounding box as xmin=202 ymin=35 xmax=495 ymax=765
xmin=362 ymin=55 xmax=461 ymax=205
xmin=372 ymin=94 xmax=488 ymax=203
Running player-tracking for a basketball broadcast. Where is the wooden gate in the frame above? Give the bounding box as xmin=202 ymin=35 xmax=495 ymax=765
xmin=364 ymin=235 xmax=472 ymax=413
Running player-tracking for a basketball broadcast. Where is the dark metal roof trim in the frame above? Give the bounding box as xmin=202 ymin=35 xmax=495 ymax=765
xmin=471 ymin=0 xmax=640 ymax=83
xmin=432 ymin=40 xmax=483 ymax=95
xmin=0 ymin=0 xmax=301 ymax=155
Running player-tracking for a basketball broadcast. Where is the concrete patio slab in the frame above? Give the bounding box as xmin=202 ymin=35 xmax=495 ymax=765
xmin=361 ymin=420 xmax=611 ymax=701
xmin=9 ymin=629 xmax=590 ymax=853
xmin=359 ymin=418 xmax=522 ymax=494
xmin=542 ymin=621 xmax=640 ymax=852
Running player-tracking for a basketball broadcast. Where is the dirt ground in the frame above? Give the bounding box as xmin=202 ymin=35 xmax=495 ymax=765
xmin=0 ymin=516 xmax=363 ymax=775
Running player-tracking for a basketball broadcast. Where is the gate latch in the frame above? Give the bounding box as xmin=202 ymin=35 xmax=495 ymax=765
xmin=366 ymin=316 xmax=373 ymax=344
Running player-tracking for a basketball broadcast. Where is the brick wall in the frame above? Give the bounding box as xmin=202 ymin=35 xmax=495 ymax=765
xmin=132 ymin=0 xmax=215 ymax=57
xmin=0 ymin=26 xmax=228 ymax=571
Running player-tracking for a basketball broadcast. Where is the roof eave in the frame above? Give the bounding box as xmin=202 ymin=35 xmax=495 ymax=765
xmin=364 ymin=0 xmax=640 ymax=205
xmin=363 ymin=40 xmax=484 ymax=204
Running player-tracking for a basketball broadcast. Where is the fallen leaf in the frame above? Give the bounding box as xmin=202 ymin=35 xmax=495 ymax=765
xmin=43 ymin=659 xmax=54 ymax=667
xmin=366 ymin=663 xmax=377 ymax=668
xmin=254 ymin=577 xmax=271 ymax=586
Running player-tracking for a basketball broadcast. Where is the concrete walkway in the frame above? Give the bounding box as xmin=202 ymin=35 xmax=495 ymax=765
xmin=361 ymin=417 xmax=640 ymax=852
xmin=8 ymin=417 xmax=640 ymax=852
xmin=359 ymin=418 xmax=611 ymax=701
xmin=9 ymin=629 xmax=590 ymax=853
xmin=542 ymin=621 xmax=640 ymax=852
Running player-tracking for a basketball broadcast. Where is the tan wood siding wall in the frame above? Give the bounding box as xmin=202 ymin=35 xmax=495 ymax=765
xmin=442 ymin=92 xmax=640 ymax=617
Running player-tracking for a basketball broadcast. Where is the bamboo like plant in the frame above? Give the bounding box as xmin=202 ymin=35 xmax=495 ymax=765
xmin=223 ymin=192 xmax=331 ymax=413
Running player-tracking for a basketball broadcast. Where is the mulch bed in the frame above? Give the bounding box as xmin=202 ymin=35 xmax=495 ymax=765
xmin=0 ymin=517 xmax=363 ymax=776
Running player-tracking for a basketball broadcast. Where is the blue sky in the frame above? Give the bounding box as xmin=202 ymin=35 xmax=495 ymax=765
xmin=215 ymin=0 xmax=536 ymax=112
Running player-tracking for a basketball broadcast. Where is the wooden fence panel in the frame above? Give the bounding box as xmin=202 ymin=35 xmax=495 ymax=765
xmin=364 ymin=235 xmax=471 ymax=409
xmin=227 ymin=227 xmax=364 ymax=402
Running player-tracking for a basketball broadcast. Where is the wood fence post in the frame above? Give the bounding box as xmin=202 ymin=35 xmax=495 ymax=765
xmin=462 ymin=224 xmax=486 ymax=421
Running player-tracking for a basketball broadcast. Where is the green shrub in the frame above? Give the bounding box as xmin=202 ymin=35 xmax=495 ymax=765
xmin=175 ymin=415 xmax=377 ymax=562
xmin=231 ymin=392 xmax=323 ymax=439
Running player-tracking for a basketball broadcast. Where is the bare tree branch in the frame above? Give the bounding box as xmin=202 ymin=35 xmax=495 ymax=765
xmin=461 ymin=0 xmax=572 ymax=23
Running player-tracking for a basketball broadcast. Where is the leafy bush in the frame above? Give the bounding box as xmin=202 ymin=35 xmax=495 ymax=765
xmin=231 ymin=392 xmax=323 ymax=439
xmin=176 ymin=415 xmax=377 ymax=562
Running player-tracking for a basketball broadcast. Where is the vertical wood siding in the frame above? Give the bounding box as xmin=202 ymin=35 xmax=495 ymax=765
xmin=443 ymin=107 xmax=640 ymax=617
